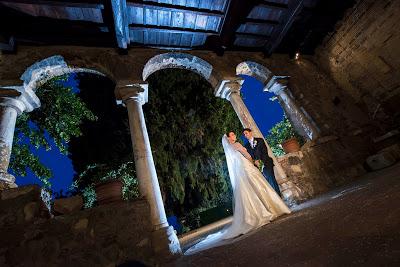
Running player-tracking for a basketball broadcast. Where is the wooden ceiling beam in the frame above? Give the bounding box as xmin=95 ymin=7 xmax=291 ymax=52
xmin=235 ymin=33 xmax=270 ymax=40
xmin=264 ymin=0 xmax=304 ymax=55
xmin=129 ymin=24 xmax=218 ymax=35
xmin=259 ymin=1 xmax=289 ymax=11
xmin=206 ymin=0 xmax=261 ymax=55
xmin=127 ymin=1 xmax=225 ymax=18
xmin=0 ymin=0 xmax=104 ymax=9
xmin=244 ymin=18 xmax=280 ymax=26
xmin=110 ymin=0 xmax=130 ymax=49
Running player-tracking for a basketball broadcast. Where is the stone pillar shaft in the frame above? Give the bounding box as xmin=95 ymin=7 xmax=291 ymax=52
xmin=124 ymin=93 xmax=168 ymax=229
xmin=216 ymin=80 xmax=287 ymax=179
xmin=0 ymin=104 xmax=18 ymax=184
xmin=0 ymin=89 xmax=40 ymax=188
xmin=266 ymin=76 xmax=319 ymax=140
xmin=277 ymin=88 xmax=319 ymax=140
xmin=116 ymin=83 xmax=181 ymax=258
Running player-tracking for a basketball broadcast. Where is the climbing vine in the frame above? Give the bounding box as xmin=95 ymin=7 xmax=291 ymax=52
xmin=10 ymin=75 xmax=97 ymax=188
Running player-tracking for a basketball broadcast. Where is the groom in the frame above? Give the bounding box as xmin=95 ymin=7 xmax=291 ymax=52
xmin=243 ymin=128 xmax=282 ymax=197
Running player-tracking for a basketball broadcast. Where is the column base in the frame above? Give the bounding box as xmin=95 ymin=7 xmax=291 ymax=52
xmin=151 ymin=226 xmax=182 ymax=263
xmin=0 ymin=172 xmax=17 ymax=191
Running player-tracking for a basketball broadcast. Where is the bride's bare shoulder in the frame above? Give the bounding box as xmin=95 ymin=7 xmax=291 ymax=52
xmin=232 ymin=142 xmax=244 ymax=150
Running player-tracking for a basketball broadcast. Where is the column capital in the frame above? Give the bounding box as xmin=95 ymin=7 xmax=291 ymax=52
xmin=263 ymin=76 xmax=290 ymax=95
xmin=215 ymin=79 xmax=244 ymax=100
xmin=0 ymin=86 xmax=41 ymax=114
xmin=115 ymin=81 xmax=148 ymax=105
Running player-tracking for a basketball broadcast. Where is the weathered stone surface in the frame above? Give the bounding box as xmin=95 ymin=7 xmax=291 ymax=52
xmin=366 ymin=152 xmax=396 ymax=170
xmin=0 ymin=43 xmax=385 ymax=203
xmin=277 ymin=135 xmax=372 ymax=203
xmin=0 ymin=185 xmax=48 ymax=228
xmin=315 ymin=0 xmax=400 ymax=134
xmin=23 ymin=201 xmax=40 ymax=222
xmin=0 ymin=195 xmax=155 ymax=267
xmin=53 ymin=195 xmax=83 ymax=215
xmin=0 ymin=184 xmax=37 ymax=200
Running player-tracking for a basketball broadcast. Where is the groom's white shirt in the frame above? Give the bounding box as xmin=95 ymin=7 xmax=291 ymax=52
xmin=249 ymin=137 xmax=255 ymax=148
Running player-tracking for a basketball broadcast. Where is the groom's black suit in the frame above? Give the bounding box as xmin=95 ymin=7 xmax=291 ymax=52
xmin=245 ymin=138 xmax=282 ymax=197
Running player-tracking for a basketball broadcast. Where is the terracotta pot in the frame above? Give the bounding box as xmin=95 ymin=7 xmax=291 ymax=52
xmin=281 ymin=137 xmax=301 ymax=154
xmin=95 ymin=179 xmax=123 ymax=205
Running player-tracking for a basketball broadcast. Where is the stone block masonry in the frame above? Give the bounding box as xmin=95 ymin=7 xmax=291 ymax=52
xmin=315 ymin=0 xmax=400 ymax=133
xmin=277 ymin=135 xmax=373 ymax=203
xmin=0 ymin=185 xmax=157 ymax=267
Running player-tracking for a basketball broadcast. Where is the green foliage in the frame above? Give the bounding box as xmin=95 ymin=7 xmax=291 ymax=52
xmin=265 ymin=116 xmax=304 ymax=156
xmin=145 ymin=69 xmax=241 ymax=218
xmin=9 ymin=75 xmax=97 ymax=188
xmin=72 ymin=161 xmax=140 ymax=208
xmin=81 ymin=185 xmax=96 ymax=209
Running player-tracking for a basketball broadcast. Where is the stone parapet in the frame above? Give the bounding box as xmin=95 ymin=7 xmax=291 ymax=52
xmin=0 ymin=186 xmax=161 ymax=266
xmin=277 ymin=134 xmax=371 ymax=204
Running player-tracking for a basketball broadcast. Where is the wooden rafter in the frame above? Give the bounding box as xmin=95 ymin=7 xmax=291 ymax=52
xmin=235 ymin=33 xmax=270 ymax=40
xmin=244 ymin=18 xmax=280 ymax=26
xmin=210 ymin=0 xmax=261 ymax=54
xmin=127 ymin=1 xmax=225 ymax=18
xmin=110 ymin=0 xmax=130 ymax=49
xmin=129 ymin=24 xmax=218 ymax=36
xmin=264 ymin=0 xmax=304 ymax=55
xmin=0 ymin=0 xmax=104 ymax=9
xmin=259 ymin=1 xmax=289 ymax=11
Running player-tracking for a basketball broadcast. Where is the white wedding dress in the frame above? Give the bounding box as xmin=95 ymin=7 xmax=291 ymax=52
xmin=185 ymin=135 xmax=291 ymax=254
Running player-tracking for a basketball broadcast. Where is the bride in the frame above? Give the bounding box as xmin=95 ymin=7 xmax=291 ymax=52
xmin=185 ymin=131 xmax=291 ymax=254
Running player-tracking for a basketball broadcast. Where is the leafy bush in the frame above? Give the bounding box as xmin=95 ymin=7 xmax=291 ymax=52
xmin=10 ymin=75 xmax=97 ymax=189
xmin=145 ymin=69 xmax=241 ymax=218
xmin=71 ymin=161 xmax=140 ymax=208
xmin=265 ymin=116 xmax=304 ymax=156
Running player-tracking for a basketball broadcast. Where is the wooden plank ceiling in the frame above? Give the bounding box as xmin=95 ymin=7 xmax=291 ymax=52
xmin=0 ymin=0 xmax=349 ymax=55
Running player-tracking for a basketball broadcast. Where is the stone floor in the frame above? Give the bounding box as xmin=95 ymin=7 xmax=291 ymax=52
xmin=171 ymin=163 xmax=400 ymax=267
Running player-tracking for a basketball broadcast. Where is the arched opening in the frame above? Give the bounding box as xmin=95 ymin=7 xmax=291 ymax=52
xmin=20 ymin=55 xmax=108 ymax=92
xmin=235 ymin=61 xmax=309 ymax=206
xmin=9 ymin=56 xmax=138 ymax=209
xmin=143 ymin=53 xmax=217 ymax=87
xmin=142 ymin=53 xmax=240 ymax=238
xmin=236 ymin=61 xmax=313 ymax=152
xmin=238 ymin=75 xmax=290 ymax=155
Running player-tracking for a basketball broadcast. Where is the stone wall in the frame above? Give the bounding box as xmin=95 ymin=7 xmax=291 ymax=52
xmin=274 ymin=0 xmax=400 ymax=199
xmin=315 ymin=0 xmax=400 ymax=134
xmin=0 ymin=185 xmax=156 ymax=267
xmin=0 ymin=45 xmax=374 ymax=138
xmin=0 ymin=39 xmax=395 ymax=234
xmin=277 ymin=134 xmax=375 ymax=202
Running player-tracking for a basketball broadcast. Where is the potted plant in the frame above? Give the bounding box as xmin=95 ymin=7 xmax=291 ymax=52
xmin=72 ymin=161 xmax=140 ymax=207
xmin=266 ymin=116 xmax=304 ymax=155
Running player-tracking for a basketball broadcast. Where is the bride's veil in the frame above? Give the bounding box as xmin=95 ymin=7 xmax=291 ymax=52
xmin=222 ymin=134 xmax=238 ymax=190
xmin=186 ymin=135 xmax=290 ymax=255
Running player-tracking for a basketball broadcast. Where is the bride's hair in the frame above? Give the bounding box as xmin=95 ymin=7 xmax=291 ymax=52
xmin=226 ymin=130 xmax=235 ymax=137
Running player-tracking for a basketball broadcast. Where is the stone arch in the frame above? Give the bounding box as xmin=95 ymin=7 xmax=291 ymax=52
xmin=21 ymin=55 xmax=110 ymax=92
xmin=142 ymin=53 xmax=217 ymax=87
xmin=236 ymin=61 xmax=319 ymax=140
xmin=236 ymin=61 xmax=273 ymax=85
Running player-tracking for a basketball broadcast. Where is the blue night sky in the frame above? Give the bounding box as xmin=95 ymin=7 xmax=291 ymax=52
xmin=14 ymin=75 xmax=79 ymax=194
xmin=14 ymin=74 xmax=284 ymax=193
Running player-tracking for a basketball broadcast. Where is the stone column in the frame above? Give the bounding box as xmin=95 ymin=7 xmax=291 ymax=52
xmin=265 ymin=76 xmax=319 ymax=140
xmin=115 ymin=82 xmax=181 ymax=258
xmin=0 ymin=86 xmax=41 ymax=189
xmin=215 ymin=79 xmax=287 ymax=179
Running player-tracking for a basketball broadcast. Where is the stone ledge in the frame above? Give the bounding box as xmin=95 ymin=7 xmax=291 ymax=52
xmin=0 ymin=196 xmax=156 ymax=267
